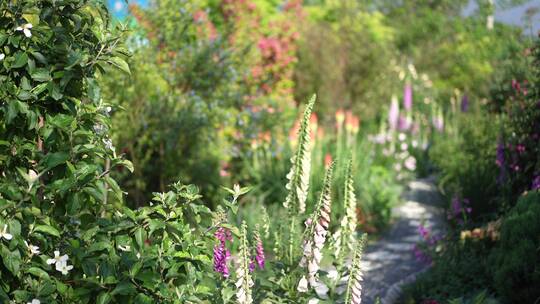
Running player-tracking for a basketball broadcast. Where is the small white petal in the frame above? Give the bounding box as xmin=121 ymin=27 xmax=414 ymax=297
xmin=23 ymin=29 xmax=32 ymax=37
xmin=297 ymin=276 xmax=309 ymax=293
xmin=0 ymin=53 xmax=5 ymax=61
xmin=46 ymin=259 xmax=56 ymax=265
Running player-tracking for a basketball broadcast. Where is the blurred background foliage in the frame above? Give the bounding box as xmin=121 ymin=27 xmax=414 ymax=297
xmin=97 ymin=0 xmax=540 ymax=301
xmin=99 ymin=0 xmax=539 ymax=252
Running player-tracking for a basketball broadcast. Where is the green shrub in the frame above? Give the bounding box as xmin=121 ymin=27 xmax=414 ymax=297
xmin=0 ymin=2 xmax=214 ymax=302
xmin=402 ymin=238 xmax=495 ymax=302
xmin=429 ymin=111 xmax=501 ymax=219
xmin=489 ymin=191 xmax=540 ymax=303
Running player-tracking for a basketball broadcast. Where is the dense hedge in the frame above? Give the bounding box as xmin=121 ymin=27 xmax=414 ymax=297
xmin=489 ymin=191 xmax=540 ymax=303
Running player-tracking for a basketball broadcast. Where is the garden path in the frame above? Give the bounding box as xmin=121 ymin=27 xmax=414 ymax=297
xmin=361 ymin=176 xmax=445 ymax=304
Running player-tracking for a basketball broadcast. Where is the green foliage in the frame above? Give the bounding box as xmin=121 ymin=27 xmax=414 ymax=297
xmin=429 ymin=111 xmax=501 ymax=219
xmin=296 ymin=0 xmax=397 ymax=120
xmin=0 ymin=2 xmax=215 ymax=302
xmin=402 ymin=237 xmax=495 ymax=302
xmin=102 ymin=1 xmax=241 ymax=206
xmin=489 ymin=191 xmax=540 ymax=303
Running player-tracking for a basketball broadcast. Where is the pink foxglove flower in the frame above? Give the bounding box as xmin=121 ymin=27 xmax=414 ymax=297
xmin=254 ymin=228 xmax=265 ymax=269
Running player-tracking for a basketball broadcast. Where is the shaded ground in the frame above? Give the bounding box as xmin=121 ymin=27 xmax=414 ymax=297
xmin=362 ymin=176 xmax=445 ymax=304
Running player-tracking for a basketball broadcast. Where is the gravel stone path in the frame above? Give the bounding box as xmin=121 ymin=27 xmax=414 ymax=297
xmin=361 ymin=176 xmax=445 ymax=304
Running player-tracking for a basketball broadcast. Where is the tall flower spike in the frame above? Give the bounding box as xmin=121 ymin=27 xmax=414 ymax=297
xmin=298 ymin=162 xmax=334 ymax=291
xmin=388 ymin=95 xmax=399 ymax=131
xmin=236 ymin=221 xmax=253 ymax=304
xmin=345 ymin=234 xmax=368 ymax=304
xmin=253 ymin=225 xmax=265 ymax=270
xmin=334 ymin=159 xmax=358 ymax=263
xmin=284 ymin=94 xmax=316 ymax=214
xmin=260 ymin=206 xmax=270 ymax=239
xmin=214 ymin=227 xmax=232 ymax=278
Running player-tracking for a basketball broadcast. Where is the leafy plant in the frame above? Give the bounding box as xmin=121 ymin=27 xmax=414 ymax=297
xmin=489 ymin=191 xmax=540 ymax=303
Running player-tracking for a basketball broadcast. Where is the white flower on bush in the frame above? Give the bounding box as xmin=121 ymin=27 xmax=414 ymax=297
xmin=16 ymin=23 xmax=33 ymax=37
xmin=118 ymin=244 xmax=131 ymax=252
xmin=46 ymin=250 xmax=68 ymax=266
xmin=404 ymin=156 xmax=417 ymax=171
xmin=56 ymin=260 xmax=74 ymax=275
xmin=24 ymin=241 xmax=40 ymax=255
xmin=102 ymin=138 xmax=115 ymax=152
xmin=27 ymin=299 xmax=40 ymax=304
xmin=0 ymin=224 xmax=12 ymax=241
xmin=0 ymin=53 xmax=5 ymax=61
xmin=400 ymin=142 xmax=408 ymax=151
xmin=398 ymin=132 xmax=407 ymax=141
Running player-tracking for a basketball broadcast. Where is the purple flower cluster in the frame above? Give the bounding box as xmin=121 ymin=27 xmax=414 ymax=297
xmin=413 ymin=243 xmax=432 ymax=264
xmin=532 ymin=175 xmax=540 ymax=191
xmin=213 ymin=227 xmax=232 ymax=278
xmin=447 ymin=196 xmax=472 ymax=225
xmin=413 ymin=224 xmax=442 ymax=265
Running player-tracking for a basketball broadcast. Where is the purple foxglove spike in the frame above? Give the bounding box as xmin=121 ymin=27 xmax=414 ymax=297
xmin=249 ymin=258 xmax=256 ymax=272
xmin=404 ymin=83 xmax=413 ymax=111
xmin=213 ymin=227 xmax=232 ymax=278
xmin=255 ymin=239 xmax=265 ymax=269
xmin=461 ymin=94 xmax=469 ymax=112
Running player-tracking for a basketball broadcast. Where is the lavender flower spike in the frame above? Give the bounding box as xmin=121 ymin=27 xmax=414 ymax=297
xmin=404 ymin=83 xmax=413 ymax=111
xmin=213 ymin=227 xmax=232 ymax=278
xmin=254 ymin=225 xmax=265 ymax=269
